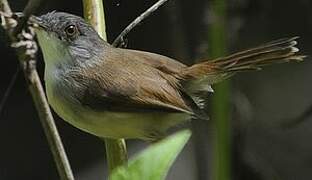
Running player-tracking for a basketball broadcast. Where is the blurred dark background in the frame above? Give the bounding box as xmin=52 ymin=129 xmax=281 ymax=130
xmin=0 ymin=0 xmax=311 ymax=179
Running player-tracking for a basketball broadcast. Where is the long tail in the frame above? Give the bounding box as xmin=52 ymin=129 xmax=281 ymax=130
xmin=181 ymin=37 xmax=306 ymax=83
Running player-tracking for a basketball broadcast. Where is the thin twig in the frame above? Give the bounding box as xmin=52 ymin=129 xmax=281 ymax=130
xmin=0 ymin=0 xmax=74 ymax=179
xmin=12 ymin=0 xmax=42 ymax=36
xmin=112 ymin=0 xmax=169 ymax=47
xmin=0 ymin=67 xmax=20 ymax=116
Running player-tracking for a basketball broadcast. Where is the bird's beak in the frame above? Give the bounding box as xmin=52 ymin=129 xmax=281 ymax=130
xmin=29 ymin=16 xmax=47 ymax=30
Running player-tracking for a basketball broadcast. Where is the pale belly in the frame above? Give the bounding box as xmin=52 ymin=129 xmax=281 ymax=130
xmin=46 ymin=82 xmax=190 ymax=140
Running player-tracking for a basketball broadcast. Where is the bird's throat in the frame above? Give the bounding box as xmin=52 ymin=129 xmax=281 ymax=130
xmin=35 ymin=29 xmax=71 ymax=68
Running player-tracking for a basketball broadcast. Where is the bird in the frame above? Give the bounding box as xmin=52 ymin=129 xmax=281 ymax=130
xmin=31 ymin=11 xmax=305 ymax=141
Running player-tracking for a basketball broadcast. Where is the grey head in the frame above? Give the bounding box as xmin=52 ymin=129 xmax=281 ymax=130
xmin=33 ymin=11 xmax=110 ymax=67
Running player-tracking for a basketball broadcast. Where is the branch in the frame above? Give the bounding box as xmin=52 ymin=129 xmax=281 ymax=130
xmin=0 ymin=0 xmax=74 ymax=179
xmin=12 ymin=0 xmax=41 ymax=36
xmin=112 ymin=0 xmax=169 ymax=47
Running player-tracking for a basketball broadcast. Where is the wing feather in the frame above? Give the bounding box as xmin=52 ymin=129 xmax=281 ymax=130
xmin=69 ymin=48 xmax=199 ymax=115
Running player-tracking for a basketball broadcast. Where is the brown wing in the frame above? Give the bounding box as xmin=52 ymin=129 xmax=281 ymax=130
xmin=70 ymin=47 xmax=198 ymax=114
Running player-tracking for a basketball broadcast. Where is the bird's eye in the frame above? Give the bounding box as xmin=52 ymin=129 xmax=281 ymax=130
xmin=65 ymin=25 xmax=77 ymax=37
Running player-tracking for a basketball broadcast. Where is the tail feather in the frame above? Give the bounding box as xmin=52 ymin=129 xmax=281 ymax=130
xmin=212 ymin=36 xmax=299 ymax=64
xmin=181 ymin=37 xmax=306 ymax=80
xmin=180 ymin=37 xmax=306 ymax=106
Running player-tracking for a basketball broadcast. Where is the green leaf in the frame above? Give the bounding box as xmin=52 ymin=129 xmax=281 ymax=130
xmin=110 ymin=130 xmax=191 ymax=180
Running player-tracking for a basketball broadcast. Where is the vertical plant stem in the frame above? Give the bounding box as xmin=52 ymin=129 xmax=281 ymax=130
xmin=82 ymin=0 xmax=107 ymax=40
xmin=104 ymin=138 xmax=128 ymax=172
xmin=82 ymin=0 xmax=128 ymax=175
xmin=209 ymin=0 xmax=231 ymax=180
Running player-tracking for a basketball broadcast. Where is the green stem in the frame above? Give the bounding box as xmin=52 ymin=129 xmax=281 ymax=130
xmin=82 ymin=0 xmax=107 ymax=40
xmin=104 ymin=138 xmax=128 ymax=171
xmin=82 ymin=0 xmax=128 ymax=176
xmin=209 ymin=0 xmax=231 ymax=180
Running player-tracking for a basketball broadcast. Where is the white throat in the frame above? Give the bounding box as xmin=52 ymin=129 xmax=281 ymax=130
xmin=36 ymin=29 xmax=72 ymax=68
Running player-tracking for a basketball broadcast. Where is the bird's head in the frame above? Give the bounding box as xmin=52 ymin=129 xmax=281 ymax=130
xmin=31 ymin=11 xmax=108 ymax=67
